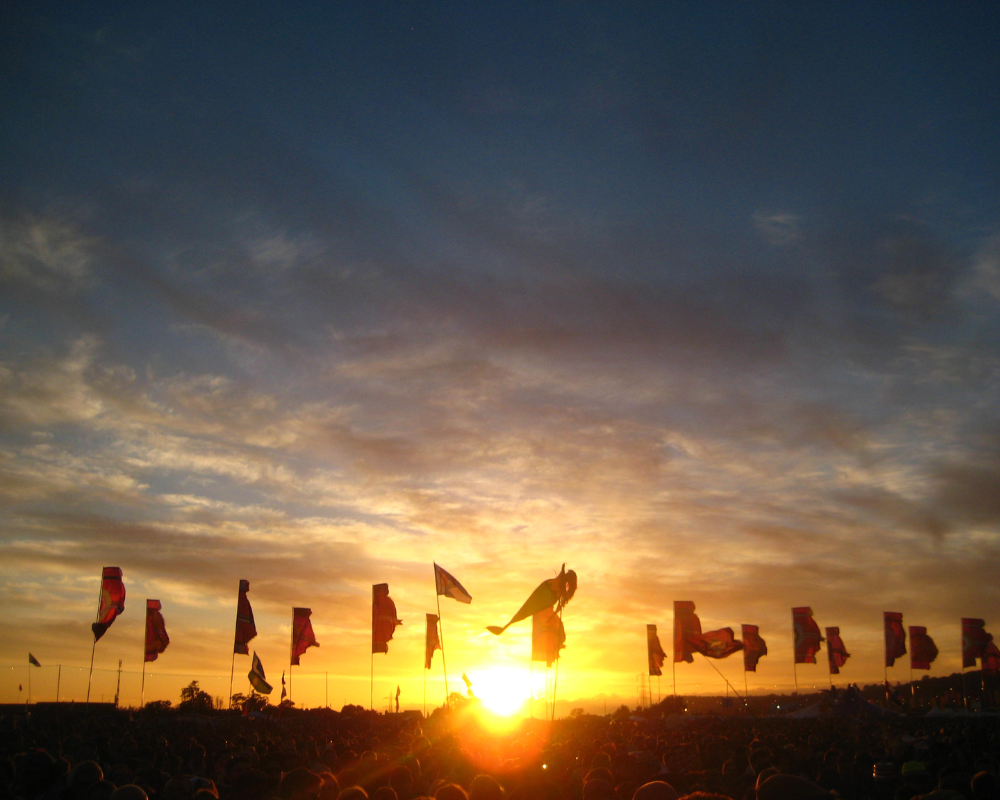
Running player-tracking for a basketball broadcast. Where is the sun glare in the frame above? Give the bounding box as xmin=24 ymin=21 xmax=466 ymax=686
xmin=469 ymin=666 xmax=540 ymax=717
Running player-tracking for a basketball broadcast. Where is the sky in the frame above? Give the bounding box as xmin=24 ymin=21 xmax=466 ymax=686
xmin=2 ymin=3 xmax=1000 ymax=714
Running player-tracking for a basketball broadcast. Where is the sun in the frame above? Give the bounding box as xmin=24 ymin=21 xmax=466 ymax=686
xmin=468 ymin=666 xmax=539 ymax=717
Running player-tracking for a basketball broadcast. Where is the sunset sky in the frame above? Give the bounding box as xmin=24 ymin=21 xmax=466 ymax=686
xmin=2 ymin=4 xmax=999 ymax=714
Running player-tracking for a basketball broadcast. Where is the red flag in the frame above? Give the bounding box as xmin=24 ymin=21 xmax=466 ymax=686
xmin=92 ymin=567 xmax=126 ymax=642
xmin=742 ymin=624 xmax=767 ymax=672
xmin=234 ymin=579 xmax=257 ymax=655
xmin=647 ymin=624 xmax=667 ymax=676
xmin=144 ymin=599 xmax=170 ymax=662
xmin=425 ymin=613 xmax=441 ymax=670
xmin=884 ymin=612 xmax=906 ymax=667
xmin=962 ymin=618 xmax=993 ymax=668
xmin=673 ymin=601 xmax=701 ymax=663
xmin=372 ymin=583 xmax=402 ymax=654
xmin=689 ymin=627 xmax=743 ymax=659
xmin=983 ymin=641 xmax=1000 ymax=675
xmin=909 ymin=626 xmax=937 ymax=670
xmin=291 ymin=607 xmax=319 ymax=665
xmin=532 ymin=606 xmax=565 ymax=667
xmin=792 ymin=607 xmax=824 ymax=664
xmin=826 ymin=626 xmax=850 ymax=674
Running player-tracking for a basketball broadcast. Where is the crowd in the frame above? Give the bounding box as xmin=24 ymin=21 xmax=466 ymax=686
xmin=2 ymin=706 xmax=998 ymax=800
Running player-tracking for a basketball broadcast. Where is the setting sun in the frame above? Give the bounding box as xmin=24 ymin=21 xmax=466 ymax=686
xmin=468 ymin=666 xmax=543 ymax=717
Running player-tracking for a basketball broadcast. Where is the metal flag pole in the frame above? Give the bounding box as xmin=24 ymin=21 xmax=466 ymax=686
xmin=56 ymin=665 xmax=61 ymax=703
xmin=141 ymin=633 xmax=147 ymax=708
xmin=370 ymin=586 xmax=375 ymax=711
xmin=434 ymin=567 xmax=450 ymax=705
xmin=550 ymin=605 xmax=564 ymax=721
xmin=86 ymin=573 xmax=104 ymax=704
xmin=27 ymin=660 xmax=31 ymax=706
xmin=228 ymin=581 xmax=239 ymax=709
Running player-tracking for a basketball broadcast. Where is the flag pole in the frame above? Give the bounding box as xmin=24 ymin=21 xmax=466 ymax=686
xmin=141 ymin=630 xmax=147 ymax=708
xmin=550 ymin=605 xmax=563 ymax=721
xmin=28 ymin=660 xmax=32 ymax=706
xmin=86 ymin=571 xmax=104 ymax=704
xmin=56 ymin=665 xmax=61 ymax=703
xmin=434 ymin=576 xmax=450 ymax=705
xmin=228 ymin=580 xmax=240 ymax=709
xmin=371 ymin=585 xmax=375 ymax=711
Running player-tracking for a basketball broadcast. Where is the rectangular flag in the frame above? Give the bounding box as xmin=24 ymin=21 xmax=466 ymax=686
xmin=884 ymin=612 xmax=907 ymax=667
xmin=909 ymin=626 xmax=938 ymax=670
xmin=690 ymin=627 xmax=744 ymax=659
xmin=434 ymin=563 xmax=472 ymax=604
xmin=28 ymin=653 xmax=41 ymax=667
xmin=826 ymin=627 xmax=850 ymax=674
xmin=742 ymin=624 xmax=767 ymax=672
xmin=647 ymin=624 xmax=667 ymax=676
xmin=792 ymin=607 xmax=824 ymax=664
xmin=673 ymin=601 xmax=701 ymax=663
xmin=425 ymin=613 xmax=441 ymax=669
xmin=234 ymin=579 xmax=257 ymax=655
xmin=983 ymin=641 xmax=1000 ymax=674
xmin=372 ymin=584 xmax=402 ymax=654
xmin=962 ymin=618 xmax=993 ymax=668
xmin=532 ymin=606 xmax=565 ymax=667
xmin=92 ymin=567 xmax=126 ymax=642
xmin=248 ymin=652 xmax=273 ymax=694
xmin=291 ymin=607 xmax=319 ymax=665
xmin=144 ymin=599 xmax=170 ymax=662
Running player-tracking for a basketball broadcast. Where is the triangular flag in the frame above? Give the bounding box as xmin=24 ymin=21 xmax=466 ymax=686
xmin=28 ymin=653 xmax=41 ymax=667
xmin=248 ymin=652 xmax=273 ymax=694
xmin=434 ymin=563 xmax=472 ymax=604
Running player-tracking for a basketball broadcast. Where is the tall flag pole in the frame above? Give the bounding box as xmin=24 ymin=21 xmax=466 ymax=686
xmin=87 ymin=567 xmax=125 ymax=703
xmin=290 ymin=607 xmax=319 ymax=704
xmin=372 ymin=583 xmax=402 ymax=710
xmin=142 ymin=599 xmax=170 ymax=707
xmin=230 ymin=580 xmax=256 ymax=709
xmin=424 ymin=613 xmax=441 ymax=715
xmin=434 ymin=563 xmax=472 ymax=705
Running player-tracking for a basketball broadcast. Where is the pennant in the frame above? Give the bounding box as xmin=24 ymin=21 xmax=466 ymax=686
xmin=425 ymin=613 xmax=441 ymax=670
xmin=647 ymin=624 xmax=667 ymax=676
xmin=291 ymin=607 xmax=319 ymax=665
xmin=234 ymin=579 xmax=257 ymax=655
xmin=434 ymin=563 xmax=472 ymax=604
xmin=144 ymin=599 xmax=170 ymax=663
xmin=741 ymin=624 xmax=767 ymax=672
xmin=532 ymin=606 xmax=565 ymax=667
xmin=281 ymin=671 xmax=287 ymax=701
xmin=983 ymin=641 xmax=1000 ymax=675
xmin=884 ymin=612 xmax=907 ymax=667
xmin=28 ymin=653 xmax=41 ymax=667
xmin=962 ymin=618 xmax=993 ymax=668
xmin=690 ymin=627 xmax=744 ymax=659
xmin=248 ymin=652 xmax=273 ymax=694
xmin=673 ymin=601 xmax=701 ymax=663
xmin=372 ymin=584 xmax=402 ymax=654
xmin=826 ymin=627 xmax=850 ymax=674
xmin=909 ymin=626 xmax=938 ymax=670
xmin=92 ymin=567 xmax=126 ymax=642
xmin=792 ymin=607 xmax=824 ymax=664
xmin=487 ymin=565 xmax=577 ymax=635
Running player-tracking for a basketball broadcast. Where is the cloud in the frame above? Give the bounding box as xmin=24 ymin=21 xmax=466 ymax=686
xmin=754 ymin=212 xmax=802 ymax=246
xmin=0 ymin=213 xmax=96 ymax=292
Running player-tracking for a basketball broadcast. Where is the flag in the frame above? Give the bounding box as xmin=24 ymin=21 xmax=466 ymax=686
xmin=909 ymin=626 xmax=938 ymax=670
xmin=647 ymin=624 xmax=667 ymax=676
xmin=281 ymin=671 xmax=287 ymax=701
xmin=792 ymin=607 xmax=824 ymax=664
xmin=28 ymin=653 xmax=41 ymax=667
xmin=434 ymin=563 xmax=472 ymax=604
xmin=487 ymin=565 xmax=577 ymax=635
xmin=395 ymin=684 xmax=401 ymax=713
xmin=826 ymin=627 xmax=850 ymax=674
xmin=248 ymin=652 xmax=273 ymax=694
xmin=690 ymin=627 xmax=744 ymax=659
xmin=962 ymin=618 xmax=993 ymax=668
xmin=884 ymin=612 xmax=906 ymax=667
xmin=742 ymin=624 xmax=767 ymax=672
xmin=462 ymin=672 xmax=474 ymax=697
xmin=425 ymin=613 xmax=441 ymax=669
xmin=532 ymin=606 xmax=565 ymax=667
xmin=291 ymin=607 xmax=319 ymax=665
xmin=144 ymin=599 xmax=170 ymax=663
xmin=92 ymin=567 xmax=126 ymax=642
xmin=372 ymin=584 xmax=402 ymax=654
xmin=983 ymin=641 xmax=1000 ymax=675
xmin=673 ymin=601 xmax=701 ymax=663
xmin=234 ymin=579 xmax=257 ymax=655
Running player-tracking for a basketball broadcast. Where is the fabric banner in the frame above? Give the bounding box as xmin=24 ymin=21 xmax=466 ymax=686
xmin=28 ymin=653 xmax=41 ymax=667
xmin=144 ymin=599 xmax=170 ymax=662
xmin=884 ymin=611 xmax=907 ymax=667
xmin=92 ymin=567 xmax=126 ymax=642
xmin=372 ymin=584 xmax=402 ymax=654
xmin=647 ymin=624 xmax=667 ymax=676
xmin=792 ymin=607 xmax=824 ymax=664
xmin=742 ymin=624 xmax=767 ymax=672
xmin=487 ymin=565 xmax=576 ymax=635
xmin=909 ymin=626 xmax=938 ymax=670
xmin=983 ymin=641 xmax=1000 ymax=675
xmin=826 ymin=626 xmax=850 ymax=674
xmin=234 ymin=579 xmax=257 ymax=655
xmin=690 ymin=627 xmax=743 ymax=659
xmin=434 ymin=563 xmax=472 ymax=604
xmin=425 ymin=613 xmax=441 ymax=669
xmin=532 ymin=606 xmax=565 ymax=667
xmin=291 ymin=607 xmax=319 ymax=665
xmin=673 ymin=601 xmax=701 ymax=663
xmin=962 ymin=618 xmax=993 ymax=668
xmin=248 ymin=651 xmax=272 ymax=694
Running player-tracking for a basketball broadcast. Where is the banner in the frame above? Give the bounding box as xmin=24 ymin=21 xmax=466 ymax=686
xmin=792 ymin=607 xmax=824 ymax=664
xmin=909 ymin=626 xmax=937 ymax=670
xmin=826 ymin=627 xmax=850 ymax=674
xmin=372 ymin=584 xmax=402 ymax=654
xmin=647 ymin=624 xmax=667 ymax=676
xmin=742 ymin=624 xmax=767 ymax=672
xmin=425 ymin=613 xmax=441 ymax=669
xmin=884 ymin=612 xmax=906 ymax=667
xmin=144 ymin=599 xmax=170 ymax=662
xmin=92 ymin=567 xmax=126 ymax=642
xmin=291 ymin=607 xmax=319 ymax=665
xmin=673 ymin=601 xmax=701 ymax=663
xmin=234 ymin=579 xmax=257 ymax=655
